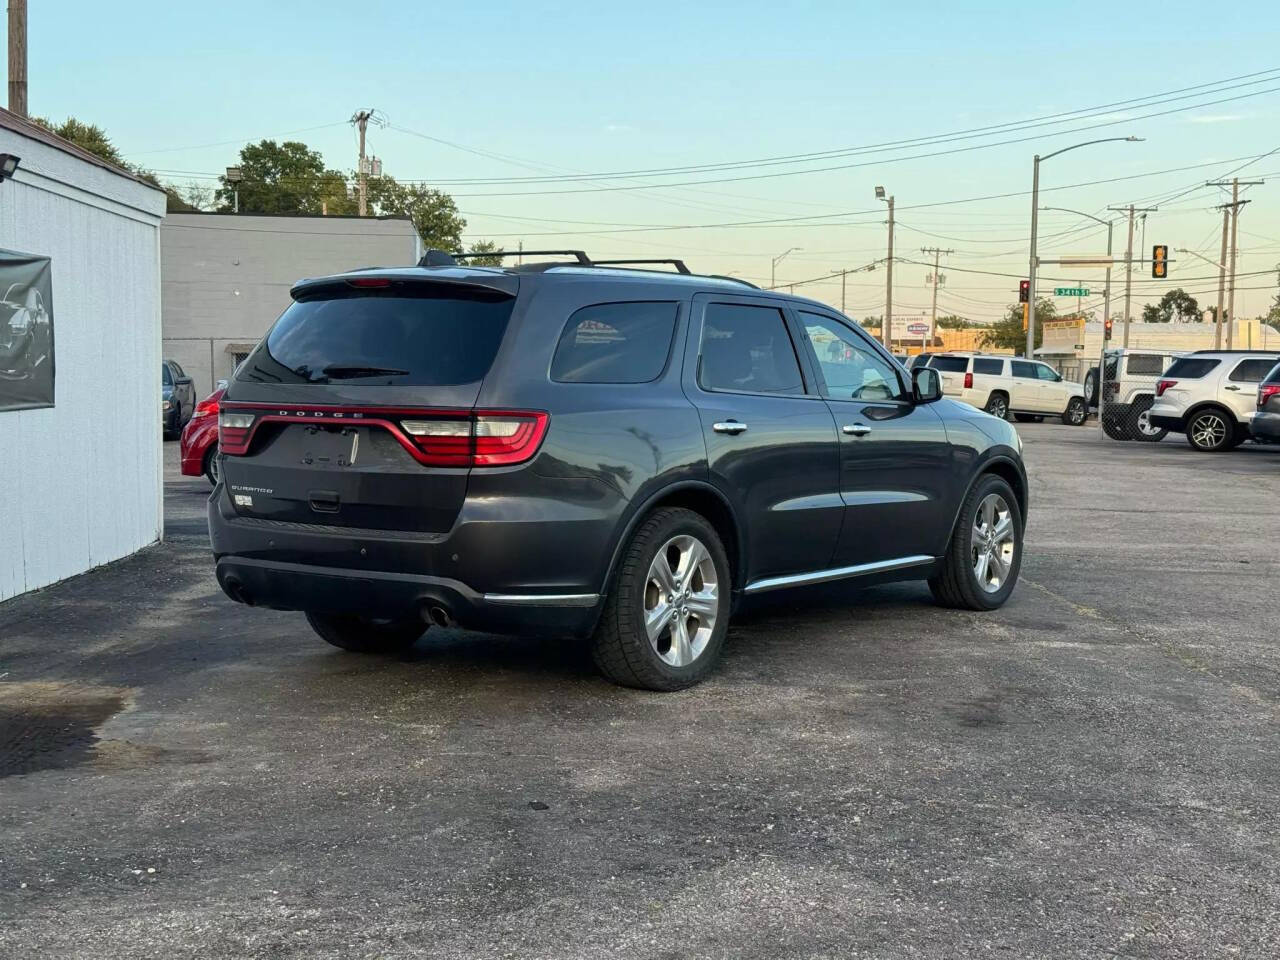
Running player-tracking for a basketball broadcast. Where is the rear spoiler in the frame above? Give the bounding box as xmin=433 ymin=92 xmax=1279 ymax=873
xmin=291 ymin=269 xmax=519 ymax=299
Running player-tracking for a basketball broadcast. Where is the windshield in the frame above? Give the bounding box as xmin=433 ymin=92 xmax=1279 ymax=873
xmin=238 ymin=285 xmax=515 ymax=386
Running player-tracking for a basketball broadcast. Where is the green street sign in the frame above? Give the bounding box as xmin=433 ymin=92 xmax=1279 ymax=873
xmin=1054 ymin=286 xmax=1089 ymax=297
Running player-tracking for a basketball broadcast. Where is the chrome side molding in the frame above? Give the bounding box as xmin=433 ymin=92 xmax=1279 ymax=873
xmin=743 ymin=555 xmax=935 ymax=594
xmin=483 ymin=593 xmax=600 ymax=607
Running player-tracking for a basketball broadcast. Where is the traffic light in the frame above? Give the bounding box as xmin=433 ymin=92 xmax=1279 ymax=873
xmin=1019 ymin=279 xmax=1030 ymax=303
xmin=1152 ymin=244 xmax=1168 ymax=279
xmin=1104 ymin=317 xmax=1113 ymax=341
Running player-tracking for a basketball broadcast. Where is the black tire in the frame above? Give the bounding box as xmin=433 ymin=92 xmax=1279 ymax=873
xmin=305 ymin=612 xmax=426 ymax=654
xmin=591 ymin=507 xmax=731 ymax=692
xmin=929 ymin=474 xmax=1023 ymax=611
xmin=1083 ymin=368 xmax=1099 ymax=407
xmin=984 ymin=392 xmax=1009 ymax=420
xmin=1102 ymin=416 xmax=1132 ymax=441
xmin=1185 ymin=407 xmax=1235 ymax=452
xmin=202 ymin=443 xmax=220 ymax=486
xmin=1130 ymin=396 xmax=1168 ymax=443
xmin=1013 ymin=414 xmax=1044 ymax=423
xmin=1062 ymin=397 xmax=1087 ymax=426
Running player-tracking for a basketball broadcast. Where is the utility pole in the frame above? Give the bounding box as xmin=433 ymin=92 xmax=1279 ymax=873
xmin=1214 ymin=206 xmax=1229 ymax=350
xmin=7 ymin=0 xmax=27 ymax=117
xmin=1107 ymin=204 xmax=1158 ymax=347
xmin=352 ymin=110 xmax=372 ymax=216
xmin=1207 ymin=178 xmax=1264 ymax=348
xmin=883 ymin=195 xmax=895 ymax=350
xmin=921 ymin=247 xmax=953 ymax=345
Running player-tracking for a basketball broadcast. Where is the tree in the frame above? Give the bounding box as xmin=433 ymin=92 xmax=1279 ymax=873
xmin=32 ymin=116 xmax=125 ymax=165
xmin=215 ymin=140 xmax=351 ymax=215
xmin=859 ymin=315 xmax=882 ymax=331
xmin=936 ymin=314 xmax=972 ymax=329
xmin=1140 ymin=288 xmax=1200 ymax=323
xmin=366 ymin=176 xmax=467 ymax=250
xmin=979 ymin=298 xmax=1057 ymax=355
xmin=464 ymin=239 xmax=503 ymax=266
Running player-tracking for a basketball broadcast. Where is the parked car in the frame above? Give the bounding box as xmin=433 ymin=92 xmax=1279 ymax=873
xmin=162 ymin=360 xmax=195 ymax=438
xmin=209 ymin=252 xmax=1029 ymax=691
xmin=925 ymin=353 xmax=1088 ymax=425
xmin=1149 ymin=350 xmax=1280 ymax=452
xmin=1248 ymin=359 xmax=1280 ymax=443
xmin=180 ymin=388 xmax=224 ymax=484
xmin=1098 ymin=348 xmax=1186 ymax=442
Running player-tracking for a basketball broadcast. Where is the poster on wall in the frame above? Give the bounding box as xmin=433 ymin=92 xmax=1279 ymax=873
xmin=0 ymin=249 xmax=55 ymax=412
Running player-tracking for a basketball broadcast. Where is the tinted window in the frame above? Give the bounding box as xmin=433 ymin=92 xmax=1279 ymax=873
xmin=1125 ymin=353 xmax=1166 ymax=376
xmin=928 ymin=356 xmax=969 ymax=373
xmin=699 ymin=303 xmax=804 ymax=395
xmin=1034 ymin=364 xmax=1059 ymax=381
xmin=972 ymin=358 xmax=1004 ymax=375
xmin=239 ymin=285 xmax=514 ymax=386
xmin=799 ymin=313 xmax=905 ymax=402
xmin=161 ymin=364 xmax=173 ymax=386
xmin=551 ymin=301 xmax=678 ymax=383
xmin=1228 ymin=357 xmax=1278 ymax=383
xmin=1263 ymin=361 xmax=1280 ymax=385
xmin=1163 ymin=357 xmax=1220 ymax=379
xmin=1010 ymin=360 xmax=1038 ymax=378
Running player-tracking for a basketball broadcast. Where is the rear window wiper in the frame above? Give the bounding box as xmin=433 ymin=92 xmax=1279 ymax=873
xmin=319 ymin=364 xmax=411 ymax=379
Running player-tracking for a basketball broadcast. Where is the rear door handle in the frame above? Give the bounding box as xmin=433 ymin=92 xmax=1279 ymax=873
xmin=843 ymin=423 xmax=872 ymax=437
xmin=1224 ymin=385 xmax=1242 ymax=391
xmin=712 ymin=421 xmax=748 ymax=435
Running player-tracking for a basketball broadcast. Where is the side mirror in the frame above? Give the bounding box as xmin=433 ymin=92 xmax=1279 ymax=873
xmin=912 ymin=367 xmax=942 ymax=403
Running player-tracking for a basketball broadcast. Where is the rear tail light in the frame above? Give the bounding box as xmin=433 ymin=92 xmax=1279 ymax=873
xmin=216 ymin=405 xmax=548 ymax=467
xmin=219 ymin=412 xmax=256 ymax=454
xmin=963 ymin=372 xmax=973 ymax=389
xmin=1155 ymin=379 xmax=1175 ymax=397
xmin=192 ymin=396 xmax=221 ymax=419
xmin=1260 ymin=384 xmax=1280 ymax=408
xmin=401 ymin=412 xmax=549 ymax=466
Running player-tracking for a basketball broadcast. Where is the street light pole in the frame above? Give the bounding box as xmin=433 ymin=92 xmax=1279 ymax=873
xmin=770 ymin=247 xmax=802 ymax=290
xmin=1027 ymin=136 xmax=1141 ymax=358
xmin=876 ymin=186 xmax=894 ymax=349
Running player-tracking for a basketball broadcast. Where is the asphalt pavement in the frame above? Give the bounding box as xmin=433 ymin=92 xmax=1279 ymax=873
xmin=2 ymin=424 xmax=1278 ymax=959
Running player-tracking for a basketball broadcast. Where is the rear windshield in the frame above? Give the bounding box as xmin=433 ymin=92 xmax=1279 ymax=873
xmin=1163 ymin=357 xmax=1220 ymax=379
xmin=928 ymin=356 xmax=969 ymax=373
xmin=972 ymin=358 xmax=1003 ymax=375
xmin=238 ymin=285 xmax=514 ymax=386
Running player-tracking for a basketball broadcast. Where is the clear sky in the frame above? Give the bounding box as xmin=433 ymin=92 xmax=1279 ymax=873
xmin=17 ymin=0 xmax=1280 ymax=322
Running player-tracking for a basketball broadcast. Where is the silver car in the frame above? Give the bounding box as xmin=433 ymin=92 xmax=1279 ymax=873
xmin=1149 ymin=350 xmax=1280 ymax=451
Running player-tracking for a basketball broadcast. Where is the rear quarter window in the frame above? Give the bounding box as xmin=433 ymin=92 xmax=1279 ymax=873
xmin=1162 ymin=357 xmax=1220 ymax=379
xmin=1228 ymin=357 xmax=1279 ymax=383
xmin=238 ymin=284 xmax=515 ymax=386
xmin=551 ymin=301 xmax=679 ymax=383
xmin=928 ymin=356 xmax=969 ymax=373
xmin=1125 ymin=354 xmax=1166 ymax=376
xmin=1263 ymin=361 xmax=1280 ymax=384
xmin=972 ymin=358 xmax=1004 ymax=375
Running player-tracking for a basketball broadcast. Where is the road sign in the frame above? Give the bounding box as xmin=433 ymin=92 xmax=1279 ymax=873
xmin=1054 ymin=286 xmax=1089 ymax=297
xmin=906 ymin=322 xmax=929 ymax=336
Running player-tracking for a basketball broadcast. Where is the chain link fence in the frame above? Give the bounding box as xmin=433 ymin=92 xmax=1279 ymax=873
xmin=1092 ymin=349 xmax=1175 ymax=442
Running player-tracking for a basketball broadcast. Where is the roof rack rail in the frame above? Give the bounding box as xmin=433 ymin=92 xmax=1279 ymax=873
xmin=451 ymin=249 xmax=592 ymax=265
xmin=708 ymin=274 xmax=759 ymax=289
xmin=592 ymin=258 xmax=690 ymax=274
xmin=1191 ymin=348 xmax=1280 ymax=354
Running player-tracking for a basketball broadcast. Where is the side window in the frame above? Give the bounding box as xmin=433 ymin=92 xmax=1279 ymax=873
xmin=1010 ymin=360 xmax=1037 ymax=379
xmin=972 ymin=358 xmax=1004 ymax=375
xmin=799 ymin=312 xmax=906 ymax=402
xmin=1228 ymin=357 xmax=1278 ymax=383
xmin=551 ymin=301 xmax=679 ymax=384
xmin=161 ymin=364 xmax=173 ymax=386
xmin=699 ymin=303 xmax=805 ymax=395
xmin=1126 ymin=354 xmax=1166 ymax=376
xmin=1035 ymin=363 xmax=1059 ymax=381
xmin=927 ymin=356 xmax=969 ymax=373
xmin=173 ymin=362 xmax=185 ymax=378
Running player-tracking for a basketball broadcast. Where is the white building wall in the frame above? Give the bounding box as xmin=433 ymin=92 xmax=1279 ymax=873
xmin=0 ymin=121 xmax=167 ymax=603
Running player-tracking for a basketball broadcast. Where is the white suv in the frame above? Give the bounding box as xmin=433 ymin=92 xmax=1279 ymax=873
xmin=926 ymin=353 xmax=1088 ymax=425
xmin=1149 ymin=350 xmax=1280 ymax=451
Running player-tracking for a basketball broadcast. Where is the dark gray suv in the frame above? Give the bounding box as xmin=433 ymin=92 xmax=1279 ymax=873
xmin=209 ymin=251 xmax=1028 ymax=690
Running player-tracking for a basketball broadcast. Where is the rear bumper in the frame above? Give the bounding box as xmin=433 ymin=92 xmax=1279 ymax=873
xmin=1149 ymin=414 xmax=1184 ymax=431
xmin=207 ymin=480 xmax=615 ymax=637
xmin=179 ymin=419 xmax=217 ymax=476
xmin=215 ymin=555 xmax=600 ymax=637
xmin=1249 ymin=411 xmax=1280 ymax=440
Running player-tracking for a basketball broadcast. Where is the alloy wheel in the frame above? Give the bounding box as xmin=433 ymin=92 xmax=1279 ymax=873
xmin=989 ymin=397 xmax=1008 ymax=419
xmin=1190 ymin=413 xmax=1228 ymax=450
xmin=971 ymin=493 xmax=1016 ymax=594
xmin=1136 ymin=409 xmax=1159 ymax=438
xmin=643 ymin=534 xmax=719 ymax=667
xmin=1068 ymin=400 xmax=1085 ymax=424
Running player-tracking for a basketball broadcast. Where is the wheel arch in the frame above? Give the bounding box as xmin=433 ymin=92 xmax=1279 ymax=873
xmin=1184 ymin=400 xmax=1240 ymax=428
xmin=950 ymin=452 xmax=1028 ymax=537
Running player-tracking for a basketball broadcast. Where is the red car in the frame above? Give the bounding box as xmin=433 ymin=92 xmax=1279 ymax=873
xmin=179 ymin=388 xmax=223 ymax=484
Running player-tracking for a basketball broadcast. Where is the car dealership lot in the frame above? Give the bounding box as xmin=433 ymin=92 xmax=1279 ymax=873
xmin=2 ymin=427 xmax=1278 ymax=959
